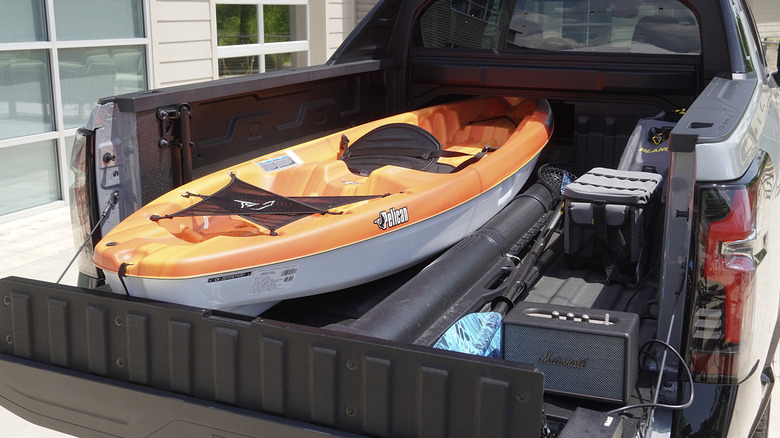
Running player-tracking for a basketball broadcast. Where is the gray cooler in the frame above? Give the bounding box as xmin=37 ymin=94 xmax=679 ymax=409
xmin=563 ymin=168 xmax=662 ymax=284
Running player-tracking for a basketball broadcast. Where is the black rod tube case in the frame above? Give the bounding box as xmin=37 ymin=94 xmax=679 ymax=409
xmin=328 ymin=182 xmax=555 ymax=343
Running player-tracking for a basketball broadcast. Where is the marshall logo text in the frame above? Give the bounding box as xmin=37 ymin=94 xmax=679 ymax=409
xmin=373 ymin=206 xmax=409 ymax=230
xmin=538 ymin=351 xmax=588 ymax=369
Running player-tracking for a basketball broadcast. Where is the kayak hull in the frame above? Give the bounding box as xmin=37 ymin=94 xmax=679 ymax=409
xmin=95 ymin=96 xmax=553 ymax=315
xmin=102 ymin=161 xmax=536 ymax=315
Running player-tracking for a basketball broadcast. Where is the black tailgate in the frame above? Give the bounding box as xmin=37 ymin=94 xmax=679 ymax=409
xmin=0 ymin=276 xmax=544 ymax=438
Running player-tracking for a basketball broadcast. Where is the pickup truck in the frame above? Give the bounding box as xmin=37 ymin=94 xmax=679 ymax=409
xmin=1 ymin=0 xmax=779 ymax=437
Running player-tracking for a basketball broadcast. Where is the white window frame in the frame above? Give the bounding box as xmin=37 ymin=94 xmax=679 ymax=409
xmin=0 ymin=0 xmax=152 ymax=222
xmin=215 ymin=0 xmax=310 ymax=76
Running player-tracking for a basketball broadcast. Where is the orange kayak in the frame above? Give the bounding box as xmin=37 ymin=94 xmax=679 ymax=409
xmin=93 ymin=96 xmax=553 ymax=315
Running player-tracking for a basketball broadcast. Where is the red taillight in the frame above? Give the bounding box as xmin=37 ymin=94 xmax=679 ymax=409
xmin=69 ymin=129 xmax=101 ymax=278
xmin=703 ymin=188 xmax=754 ymax=344
xmin=688 ymin=154 xmax=772 ymax=383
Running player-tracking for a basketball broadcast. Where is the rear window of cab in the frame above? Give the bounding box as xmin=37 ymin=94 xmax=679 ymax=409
xmin=416 ymin=0 xmax=701 ymax=55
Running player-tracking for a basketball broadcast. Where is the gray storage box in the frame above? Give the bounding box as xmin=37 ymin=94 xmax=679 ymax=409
xmin=563 ymin=168 xmax=662 ymax=283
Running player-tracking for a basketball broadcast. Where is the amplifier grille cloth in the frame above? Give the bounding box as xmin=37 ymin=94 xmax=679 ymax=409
xmin=503 ymin=324 xmax=626 ymax=400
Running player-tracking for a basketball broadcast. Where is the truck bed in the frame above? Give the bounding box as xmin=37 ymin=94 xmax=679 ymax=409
xmin=0 ymin=209 xmax=659 ymax=438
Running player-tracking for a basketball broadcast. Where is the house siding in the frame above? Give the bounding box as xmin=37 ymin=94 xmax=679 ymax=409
xmin=356 ymin=0 xmax=380 ymax=23
xmin=149 ymin=0 xmax=216 ymax=88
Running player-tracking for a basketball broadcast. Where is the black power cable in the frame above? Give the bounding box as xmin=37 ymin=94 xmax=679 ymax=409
xmin=606 ymin=338 xmax=694 ymax=416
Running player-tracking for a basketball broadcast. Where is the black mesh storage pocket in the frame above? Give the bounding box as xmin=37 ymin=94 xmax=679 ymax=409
xmin=565 ymin=203 xmax=642 ymax=282
xmin=608 ymin=221 xmax=632 ymax=261
xmin=571 ymin=220 xmax=635 ymax=261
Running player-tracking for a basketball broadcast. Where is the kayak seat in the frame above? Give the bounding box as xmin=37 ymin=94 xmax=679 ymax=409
xmin=340 ymin=123 xmax=456 ymax=176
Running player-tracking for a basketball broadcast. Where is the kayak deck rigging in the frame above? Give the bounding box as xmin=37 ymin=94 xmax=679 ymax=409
xmin=149 ymin=173 xmax=384 ymax=235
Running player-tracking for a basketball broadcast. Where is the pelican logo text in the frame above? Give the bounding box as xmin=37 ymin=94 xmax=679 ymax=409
xmin=538 ymin=351 xmax=588 ymax=369
xmin=374 ymin=206 xmax=409 ymax=230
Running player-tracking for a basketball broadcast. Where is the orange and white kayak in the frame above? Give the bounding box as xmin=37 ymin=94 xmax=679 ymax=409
xmin=93 ymin=96 xmax=553 ymax=315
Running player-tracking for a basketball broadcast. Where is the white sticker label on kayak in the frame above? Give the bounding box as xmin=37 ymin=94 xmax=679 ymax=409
xmin=207 ymin=271 xmax=252 ymax=283
xmin=249 ymin=265 xmax=299 ymax=294
xmin=256 ymin=150 xmax=303 ymax=173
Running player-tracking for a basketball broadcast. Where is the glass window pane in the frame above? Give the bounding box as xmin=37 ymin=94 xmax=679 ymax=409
xmin=265 ymin=52 xmax=306 ymax=72
xmin=507 ymin=0 xmax=700 ymax=53
xmin=219 ymin=55 xmax=260 ymax=78
xmin=264 ymin=5 xmax=307 ymax=43
xmin=59 ymin=46 xmax=147 ymax=129
xmin=0 ymin=50 xmax=53 ymax=140
xmin=0 ymin=0 xmax=46 ymax=43
xmin=54 ymin=0 xmax=144 ymax=41
xmin=417 ymin=0 xmax=700 ymax=54
xmin=0 ymin=140 xmax=60 ymax=215
xmin=217 ymin=5 xmax=259 ymax=46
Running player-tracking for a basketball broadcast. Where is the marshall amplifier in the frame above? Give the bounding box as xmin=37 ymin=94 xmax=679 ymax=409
xmin=502 ymin=302 xmax=639 ymax=404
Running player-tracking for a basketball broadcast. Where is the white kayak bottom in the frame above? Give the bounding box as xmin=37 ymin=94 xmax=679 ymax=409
xmin=103 ymin=158 xmax=538 ymax=316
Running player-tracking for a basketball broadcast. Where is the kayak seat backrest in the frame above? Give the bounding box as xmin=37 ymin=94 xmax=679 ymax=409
xmin=341 ymin=123 xmax=455 ymax=176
